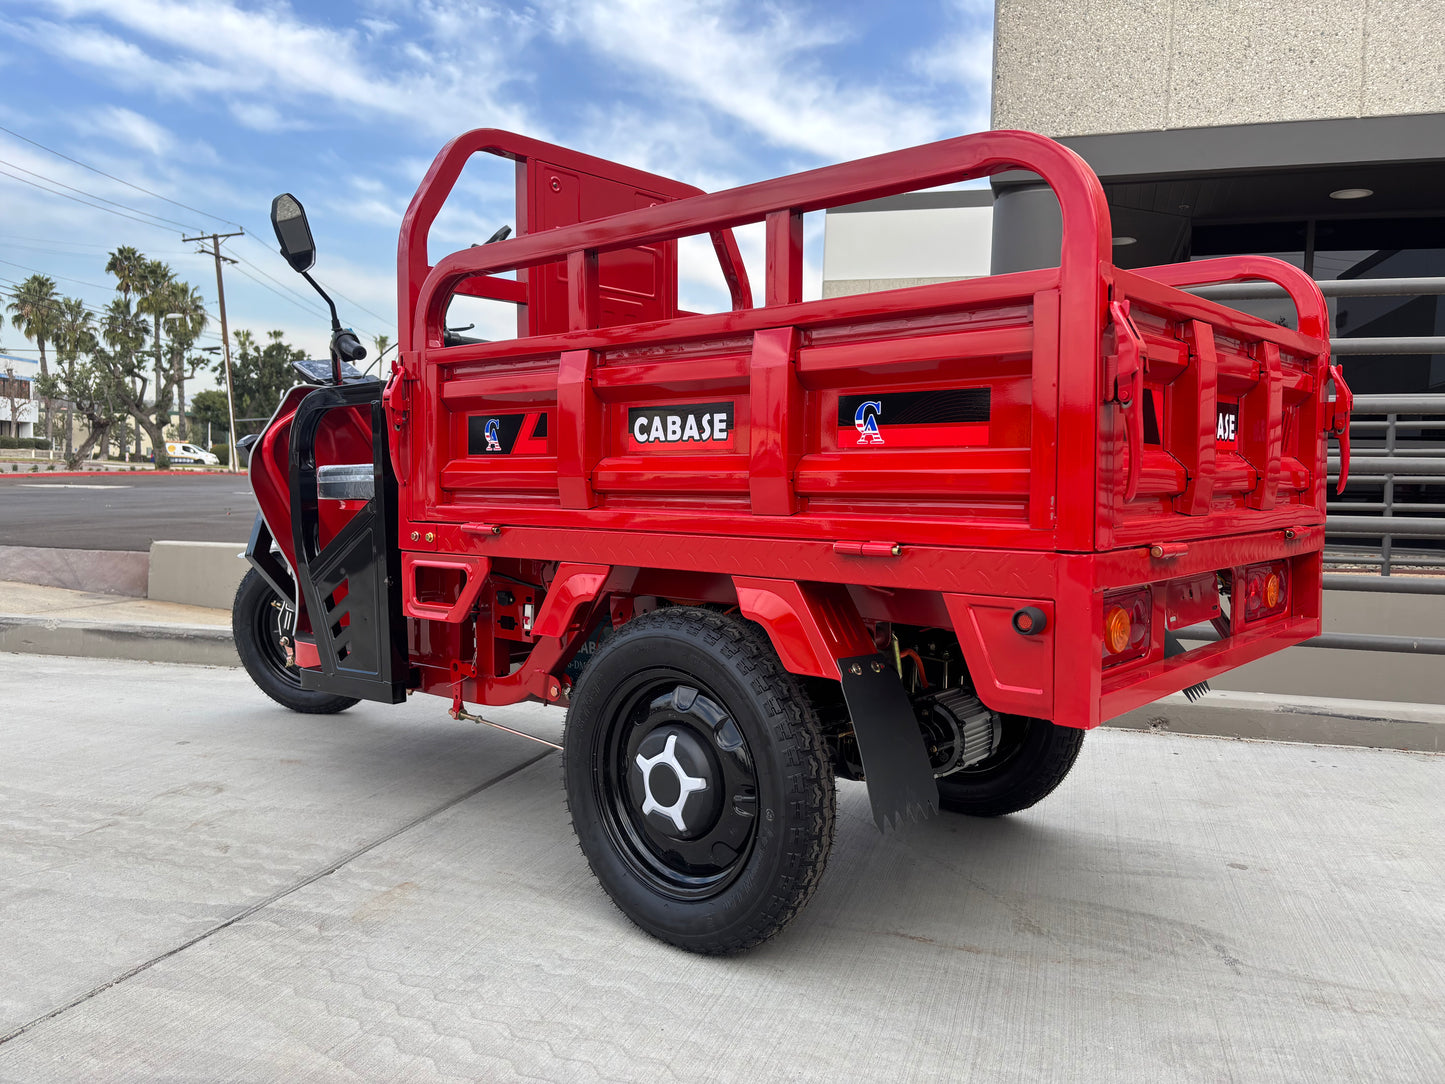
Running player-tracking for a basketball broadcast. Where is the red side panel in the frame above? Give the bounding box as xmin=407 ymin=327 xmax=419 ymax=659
xmin=943 ymin=594 xmax=1054 ymax=717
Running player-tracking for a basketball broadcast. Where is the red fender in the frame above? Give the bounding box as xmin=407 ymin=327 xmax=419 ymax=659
xmin=733 ymin=577 xmax=874 ymax=679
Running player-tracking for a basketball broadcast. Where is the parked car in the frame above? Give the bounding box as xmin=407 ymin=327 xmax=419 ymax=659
xmin=163 ymin=441 xmax=220 ymax=465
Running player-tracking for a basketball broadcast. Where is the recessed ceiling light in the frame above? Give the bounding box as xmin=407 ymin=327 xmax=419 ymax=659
xmin=1329 ymin=188 xmax=1373 ymax=200
xmin=1113 ymin=235 xmax=1137 ymax=246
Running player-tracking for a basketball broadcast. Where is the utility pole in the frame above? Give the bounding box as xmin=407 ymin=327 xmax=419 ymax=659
xmin=184 ymin=231 xmax=243 ymax=472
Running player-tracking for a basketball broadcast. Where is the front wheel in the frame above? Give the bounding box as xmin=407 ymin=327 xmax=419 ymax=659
xmin=232 ymin=569 xmax=359 ymax=715
xmin=564 ymin=608 xmax=835 ymax=955
xmin=935 ymin=715 xmax=1084 ymax=817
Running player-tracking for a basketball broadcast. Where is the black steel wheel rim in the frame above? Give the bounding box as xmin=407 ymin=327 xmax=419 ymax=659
xmin=255 ymin=594 xmax=301 ymax=689
xmin=594 ymin=667 xmax=759 ymax=901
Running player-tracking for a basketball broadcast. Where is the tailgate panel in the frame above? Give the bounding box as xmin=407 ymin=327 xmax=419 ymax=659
xmin=1103 ymin=265 xmax=1330 ymax=548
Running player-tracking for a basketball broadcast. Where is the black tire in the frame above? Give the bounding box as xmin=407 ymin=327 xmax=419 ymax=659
xmin=935 ymin=715 xmax=1084 ymax=817
xmin=232 ymin=569 xmax=359 ymax=715
xmin=564 ymin=607 xmax=835 ymax=955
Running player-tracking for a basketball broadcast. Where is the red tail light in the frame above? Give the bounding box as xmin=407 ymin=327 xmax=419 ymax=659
xmin=1243 ymin=561 xmax=1289 ymax=622
xmin=1102 ymin=586 xmax=1152 ymax=666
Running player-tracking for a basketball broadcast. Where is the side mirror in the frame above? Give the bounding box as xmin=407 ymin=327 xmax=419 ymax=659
xmin=270 ymin=193 xmax=316 ymax=273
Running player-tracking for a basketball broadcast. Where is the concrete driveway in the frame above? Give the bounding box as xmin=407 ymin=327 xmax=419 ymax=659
xmin=1 ymin=654 xmax=1441 ymax=1081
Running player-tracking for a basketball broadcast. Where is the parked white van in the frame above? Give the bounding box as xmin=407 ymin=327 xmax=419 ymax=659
xmin=165 ymin=441 xmax=220 ymax=465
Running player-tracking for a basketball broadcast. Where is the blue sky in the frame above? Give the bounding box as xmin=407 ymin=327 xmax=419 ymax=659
xmin=0 ymin=0 xmax=992 ymax=380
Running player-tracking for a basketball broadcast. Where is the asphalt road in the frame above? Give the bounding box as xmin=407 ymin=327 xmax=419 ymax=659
xmin=1 ymin=654 xmax=1440 ymax=1081
xmin=0 ymin=473 xmax=254 ymax=550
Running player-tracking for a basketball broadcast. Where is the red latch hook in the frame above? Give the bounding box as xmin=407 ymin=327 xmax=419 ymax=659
xmin=1107 ymin=299 xmax=1146 ymax=501
xmin=1327 ymin=362 xmax=1353 ymax=495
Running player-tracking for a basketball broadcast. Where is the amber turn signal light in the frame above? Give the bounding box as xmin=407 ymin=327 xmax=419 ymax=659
xmin=1242 ymin=560 xmax=1289 ymax=622
xmin=1263 ymin=571 xmax=1283 ymax=610
xmin=1104 ymin=605 xmax=1132 ymax=655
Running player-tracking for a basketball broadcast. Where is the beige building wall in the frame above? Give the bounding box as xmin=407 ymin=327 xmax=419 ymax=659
xmin=993 ymin=0 xmax=1445 ymax=136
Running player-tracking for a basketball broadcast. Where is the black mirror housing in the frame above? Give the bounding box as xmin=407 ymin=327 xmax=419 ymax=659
xmin=270 ymin=193 xmax=316 ymax=273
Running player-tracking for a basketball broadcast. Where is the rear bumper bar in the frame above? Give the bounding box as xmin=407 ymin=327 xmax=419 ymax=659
xmin=1099 ymin=614 xmax=1318 ymax=721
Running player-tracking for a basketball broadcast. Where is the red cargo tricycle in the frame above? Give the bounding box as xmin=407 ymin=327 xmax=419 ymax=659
xmin=234 ymin=129 xmax=1350 ymax=953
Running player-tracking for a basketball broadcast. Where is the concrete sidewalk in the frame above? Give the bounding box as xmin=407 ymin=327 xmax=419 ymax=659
xmin=0 ymin=655 xmax=1440 ymax=1081
xmin=0 ymin=579 xmax=235 ymax=666
xmin=2 ymin=578 xmax=1442 ymax=751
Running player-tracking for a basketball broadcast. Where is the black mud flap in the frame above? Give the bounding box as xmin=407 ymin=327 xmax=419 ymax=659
xmin=243 ymin=513 xmax=293 ymax=605
xmin=288 ymin=381 xmax=408 ymax=704
xmin=837 ymin=653 xmax=939 ymax=831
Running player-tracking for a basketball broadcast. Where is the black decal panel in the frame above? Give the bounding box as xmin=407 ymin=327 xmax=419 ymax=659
xmin=626 ymin=401 xmax=736 ymax=451
xmin=1216 ymin=402 xmax=1240 ymax=451
xmin=468 ymin=412 xmax=551 ymax=455
xmin=836 ymin=388 xmax=991 ymax=448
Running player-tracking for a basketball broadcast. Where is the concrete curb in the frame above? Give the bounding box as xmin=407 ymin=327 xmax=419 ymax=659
xmin=1 ymin=610 xmax=1439 ymax=753
xmin=0 ymin=614 xmax=238 ymax=668
xmin=0 ymin=545 xmax=149 ymax=597
xmin=0 ymin=469 xmax=226 ymax=479
xmin=1107 ymin=689 xmax=1445 ymax=753
xmin=148 ymin=541 xmax=248 ymax=610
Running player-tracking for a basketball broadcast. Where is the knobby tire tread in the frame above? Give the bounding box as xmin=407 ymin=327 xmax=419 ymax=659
xmin=565 ymin=606 xmax=835 ymax=955
xmin=937 ymin=719 xmax=1085 ymax=817
xmin=232 ymin=570 xmax=359 ymax=716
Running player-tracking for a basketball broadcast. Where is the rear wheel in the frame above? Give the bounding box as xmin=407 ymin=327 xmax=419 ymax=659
xmin=564 ymin=607 xmax=835 ymax=955
xmin=232 ymin=569 xmax=359 ymax=715
xmin=935 ymin=715 xmax=1084 ymax=817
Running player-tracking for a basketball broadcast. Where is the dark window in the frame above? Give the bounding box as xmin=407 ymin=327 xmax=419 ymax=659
xmin=1190 ymin=216 xmax=1445 ymax=393
xmin=1315 ymin=218 xmax=1445 ymax=394
xmin=1191 ymin=221 xmax=1307 ymax=269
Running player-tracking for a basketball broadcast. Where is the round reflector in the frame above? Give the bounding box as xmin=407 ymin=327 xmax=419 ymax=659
xmin=1264 ymin=571 xmax=1283 ymax=609
xmin=1104 ymin=605 xmax=1132 ymax=655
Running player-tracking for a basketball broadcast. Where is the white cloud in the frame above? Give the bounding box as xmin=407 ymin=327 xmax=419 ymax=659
xmin=913 ymin=0 xmax=994 ymax=132
xmin=549 ymin=0 xmax=953 ymax=161
xmin=80 ymin=106 xmax=176 ymax=156
xmin=227 ymin=101 xmax=311 ymax=134
xmin=0 ymin=0 xmax=998 ymax=360
xmin=12 ymin=0 xmax=538 ymax=138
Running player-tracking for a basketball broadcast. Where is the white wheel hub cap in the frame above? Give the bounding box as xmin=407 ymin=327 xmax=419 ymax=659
xmin=636 ymin=733 xmax=709 ymax=833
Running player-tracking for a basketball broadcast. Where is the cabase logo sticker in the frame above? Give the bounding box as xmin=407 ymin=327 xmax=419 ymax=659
xmin=1216 ymin=401 xmax=1240 ymax=452
xmin=854 ymin=400 xmax=884 ymax=444
xmin=468 ymin=411 xmax=550 ymax=455
xmin=627 ymin=402 xmax=736 ymax=451
xmin=837 ymin=389 xmax=991 ymax=449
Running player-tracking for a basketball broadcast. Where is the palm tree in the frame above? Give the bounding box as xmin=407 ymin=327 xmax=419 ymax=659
xmin=106 ymin=247 xmax=151 ymax=457
xmin=137 ymin=260 xmax=178 ymax=441
xmin=52 ymin=297 xmax=97 ymax=457
xmin=105 ymin=246 xmax=148 ymax=304
xmin=6 ymin=274 xmax=59 ymax=450
xmin=161 ymin=282 xmax=208 ymax=440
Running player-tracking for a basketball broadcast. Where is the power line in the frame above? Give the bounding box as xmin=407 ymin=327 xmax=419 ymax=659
xmin=236 ymin=232 xmax=390 ymax=331
xmin=230 ymin=250 xmax=329 ymax=315
xmin=0 ymin=277 xmax=113 ymax=323
xmin=0 ymin=233 xmax=113 ymax=252
xmin=0 ymin=123 xmax=244 ymax=230
xmin=0 ymin=158 xmax=391 ymax=338
xmin=0 ymin=156 xmax=202 ymax=232
xmin=316 ymin=279 xmax=391 ymax=329
xmin=0 ymin=165 xmax=188 ymax=235
xmin=0 ymin=256 xmax=113 ymax=292
xmin=0 ymin=123 xmax=396 ymax=335
xmin=229 ymin=262 xmax=330 ymax=320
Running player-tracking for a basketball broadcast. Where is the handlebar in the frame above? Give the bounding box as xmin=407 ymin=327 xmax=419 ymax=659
xmin=334 ymin=330 xmax=367 ymax=363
